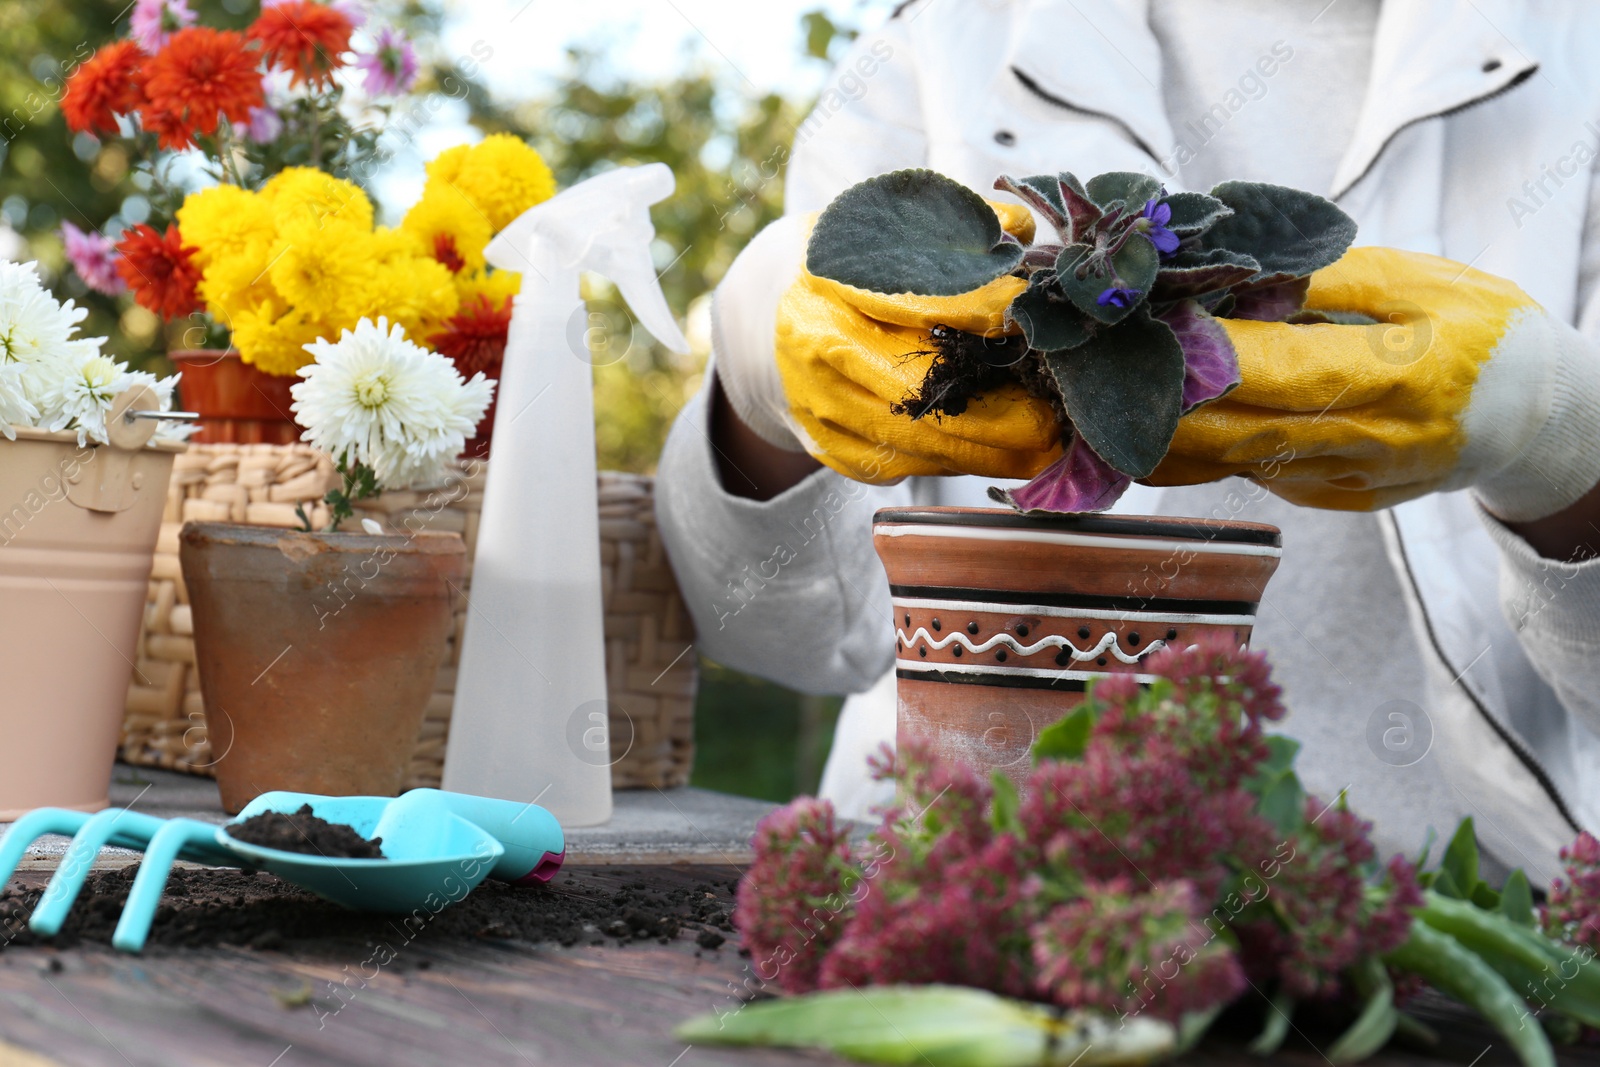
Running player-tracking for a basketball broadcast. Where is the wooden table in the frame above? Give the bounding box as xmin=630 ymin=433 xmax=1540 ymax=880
xmin=0 ymin=769 xmax=1594 ymax=1066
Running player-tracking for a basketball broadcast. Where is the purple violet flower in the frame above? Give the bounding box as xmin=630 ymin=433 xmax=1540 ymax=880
xmin=128 ymin=0 xmax=196 ymax=54
xmin=355 ymin=27 xmax=418 ymax=96
xmin=60 ymin=222 xmax=126 ymax=296
xmin=1096 ymin=286 xmax=1140 ymax=308
xmin=245 ymin=106 xmax=284 ymax=145
xmin=1139 ymin=196 xmax=1181 ymax=255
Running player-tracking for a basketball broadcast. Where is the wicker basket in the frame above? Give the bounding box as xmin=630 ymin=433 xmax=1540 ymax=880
xmin=121 ymin=444 xmax=696 ymax=790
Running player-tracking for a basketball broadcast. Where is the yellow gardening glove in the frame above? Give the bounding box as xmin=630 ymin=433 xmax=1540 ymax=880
xmin=773 ymin=203 xmax=1063 ymax=484
xmin=1153 ymin=247 xmax=1600 ymax=520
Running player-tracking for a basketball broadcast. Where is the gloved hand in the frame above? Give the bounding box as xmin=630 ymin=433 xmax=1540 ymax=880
xmin=712 ymin=203 xmax=1062 ymax=484
xmin=1152 ymin=247 xmax=1600 ymax=521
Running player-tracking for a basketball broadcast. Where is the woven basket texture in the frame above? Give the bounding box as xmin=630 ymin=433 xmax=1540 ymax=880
xmin=122 ymin=444 xmax=696 ymax=790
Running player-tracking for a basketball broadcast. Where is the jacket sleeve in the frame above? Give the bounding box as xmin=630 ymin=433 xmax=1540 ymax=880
xmin=651 ymin=15 xmax=933 ymax=695
xmin=654 ymin=382 xmax=910 ymax=695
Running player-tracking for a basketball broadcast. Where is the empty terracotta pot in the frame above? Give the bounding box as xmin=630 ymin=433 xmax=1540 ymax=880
xmin=179 ymin=522 xmax=466 ymax=813
xmin=872 ymin=507 xmax=1282 ymax=785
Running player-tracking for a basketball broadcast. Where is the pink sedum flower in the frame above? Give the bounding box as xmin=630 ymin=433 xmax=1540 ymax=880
xmin=128 ymin=0 xmax=196 ymax=54
xmin=60 ymin=222 xmax=126 ymax=296
xmin=1544 ymin=831 xmax=1600 ymax=953
xmin=355 ymin=26 xmax=417 ymax=96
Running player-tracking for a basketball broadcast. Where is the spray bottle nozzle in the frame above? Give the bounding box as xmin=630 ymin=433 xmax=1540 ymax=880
xmin=484 ymin=162 xmax=689 ymax=354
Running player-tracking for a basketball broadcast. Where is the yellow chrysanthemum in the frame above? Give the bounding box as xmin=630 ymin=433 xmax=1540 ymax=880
xmin=229 ymin=301 xmax=326 ymax=377
xmin=261 ymin=167 xmax=374 ymax=233
xmin=401 ymin=182 xmax=491 ymax=275
xmin=424 ymin=144 xmax=470 ymax=187
xmin=455 ymin=267 xmax=521 ymax=309
xmin=176 ymin=185 xmax=275 ymax=271
xmin=368 ymin=224 xmax=426 ymax=265
xmin=268 ymin=219 xmax=380 ymax=325
xmin=441 ymin=134 xmax=557 ymax=232
xmin=198 ymin=252 xmax=279 ymax=324
xmin=343 ymin=256 xmax=460 ymax=341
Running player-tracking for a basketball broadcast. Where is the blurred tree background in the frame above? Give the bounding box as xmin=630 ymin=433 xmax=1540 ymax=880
xmin=0 ymin=0 xmax=868 ymax=802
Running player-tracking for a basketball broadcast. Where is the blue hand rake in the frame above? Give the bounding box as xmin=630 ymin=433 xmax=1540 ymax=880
xmin=0 ymin=789 xmax=565 ymax=953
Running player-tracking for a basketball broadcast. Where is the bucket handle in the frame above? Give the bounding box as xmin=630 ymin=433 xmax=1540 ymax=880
xmin=64 ymin=387 xmax=197 ymax=514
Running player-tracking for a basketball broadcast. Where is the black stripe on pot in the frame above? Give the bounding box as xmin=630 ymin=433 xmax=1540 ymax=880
xmin=873 ymin=508 xmax=1282 ymax=546
xmin=889 ymin=585 xmax=1259 ymax=616
xmin=896 ymin=667 xmax=1090 ymax=692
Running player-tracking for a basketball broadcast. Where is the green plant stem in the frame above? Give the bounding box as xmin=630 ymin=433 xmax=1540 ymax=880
xmin=1384 ymin=922 xmax=1554 ymax=1067
xmin=1246 ymin=990 xmax=1294 ymax=1056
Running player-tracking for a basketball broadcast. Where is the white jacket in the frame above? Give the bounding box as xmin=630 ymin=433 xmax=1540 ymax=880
xmin=656 ymin=0 xmax=1600 ymax=883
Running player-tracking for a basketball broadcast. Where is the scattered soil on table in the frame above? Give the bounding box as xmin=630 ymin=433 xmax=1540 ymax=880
xmin=224 ymin=805 xmax=385 ymax=859
xmin=0 ymin=866 xmax=738 ymax=955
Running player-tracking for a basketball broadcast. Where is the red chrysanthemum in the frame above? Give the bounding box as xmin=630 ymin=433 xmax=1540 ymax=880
xmin=431 ymin=294 xmax=511 ymax=453
xmin=140 ymin=27 xmax=263 ymax=144
xmin=61 ymin=41 xmax=146 ymax=135
xmin=114 ymin=223 xmax=204 ymax=320
xmin=248 ymin=0 xmax=354 ymax=89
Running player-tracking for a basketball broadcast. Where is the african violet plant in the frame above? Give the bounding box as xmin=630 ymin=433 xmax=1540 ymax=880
xmin=805 ymin=169 xmax=1359 ymax=511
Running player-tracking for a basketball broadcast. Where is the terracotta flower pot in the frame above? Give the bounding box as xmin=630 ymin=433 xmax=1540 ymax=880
xmin=872 ymin=507 xmax=1283 ymax=784
xmin=179 ymin=522 xmax=467 ymax=813
xmin=169 ymin=350 xmax=301 ymax=445
xmin=0 ymin=425 xmax=182 ymax=818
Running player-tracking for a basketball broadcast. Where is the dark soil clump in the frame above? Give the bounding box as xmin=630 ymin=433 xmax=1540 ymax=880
xmin=0 ymin=866 xmax=737 ymax=955
xmin=225 ymin=804 xmax=385 ymax=859
xmin=891 ymin=325 xmax=1029 ymax=420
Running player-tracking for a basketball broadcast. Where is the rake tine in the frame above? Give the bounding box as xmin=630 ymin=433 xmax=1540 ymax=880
xmin=112 ymin=819 xmax=224 ymax=953
xmin=0 ymin=809 xmax=93 ymax=891
xmin=31 ymin=808 xmax=166 ymax=936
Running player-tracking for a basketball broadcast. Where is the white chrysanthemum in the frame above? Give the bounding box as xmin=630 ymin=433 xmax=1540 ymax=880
xmin=0 ymin=362 xmax=39 ymax=439
xmin=0 ymin=261 xmax=102 ymax=409
xmin=40 ymin=355 xmax=134 ymax=445
xmin=291 ymin=316 xmax=494 ymax=489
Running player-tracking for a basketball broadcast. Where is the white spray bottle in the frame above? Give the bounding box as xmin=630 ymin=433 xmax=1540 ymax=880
xmin=442 ymin=163 xmax=688 ymax=826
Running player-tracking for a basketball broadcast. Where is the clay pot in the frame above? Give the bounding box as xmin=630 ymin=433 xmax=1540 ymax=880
xmin=169 ymin=350 xmax=300 ymax=445
xmin=872 ymin=506 xmax=1282 ymax=784
xmin=179 ymin=522 xmax=466 ymax=813
xmin=0 ymin=421 xmax=182 ymax=818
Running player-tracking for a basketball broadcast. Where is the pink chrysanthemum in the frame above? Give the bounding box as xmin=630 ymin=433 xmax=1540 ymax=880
xmin=128 ymin=0 xmax=196 ymax=54
xmin=60 ymin=222 xmax=126 ymax=296
xmin=245 ymin=105 xmax=283 ymax=144
xmin=1032 ymin=877 xmax=1244 ymax=1021
xmin=355 ymin=26 xmax=417 ymax=96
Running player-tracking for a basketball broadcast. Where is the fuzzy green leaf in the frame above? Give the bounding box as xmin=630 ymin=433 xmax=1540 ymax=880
xmin=807 ymin=169 xmax=1024 ymax=295
xmin=1056 ymin=172 xmax=1102 ymax=240
xmin=1163 ymin=191 xmax=1232 ymax=235
xmin=1201 ymin=180 xmax=1357 ymax=280
xmin=676 ymin=985 xmax=1177 ymax=1067
xmin=1008 ymin=274 xmax=1090 ymax=351
xmin=1151 ymin=247 xmax=1261 ymax=301
xmin=1042 ymin=310 xmax=1184 ymax=477
xmin=1086 ymin=171 xmax=1163 ymax=211
xmin=1055 ymin=236 xmax=1159 ymax=326
xmin=1033 ymin=705 xmax=1094 ymax=763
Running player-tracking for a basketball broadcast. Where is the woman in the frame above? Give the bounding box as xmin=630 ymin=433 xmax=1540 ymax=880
xmin=656 ymin=0 xmax=1600 ymax=883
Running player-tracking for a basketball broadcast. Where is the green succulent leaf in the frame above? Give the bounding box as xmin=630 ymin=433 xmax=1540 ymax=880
xmin=1162 ymin=191 xmax=1233 ymax=235
xmin=1257 ymin=771 xmax=1307 ymax=836
xmin=806 ymin=169 xmax=1025 ymax=296
xmin=1007 ymin=274 xmax=1091 ymax=351
xmin=990 ymin=771 xmax=1021 ymax=833
xmin=1499 ymin=869 xmax=1537 ymax=928
xmin=1201 ymin=180 xmax=1358 ymax=279
xmin=1440 ymin=817 xmax=1482 ymax=900
xmin=1085 ymin=171 xmax=1163 ymax=211
xmin=1033 ymin=704 xmax=1094 ymax=763
xmin=1041 ymin=310 xmax=1184 ymax=477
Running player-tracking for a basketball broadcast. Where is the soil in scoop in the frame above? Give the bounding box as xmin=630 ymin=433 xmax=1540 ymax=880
xmin=225 ymin=805 xmax=384 ymax=859
xmin=0 ymin=866 xmax=738 ymax=955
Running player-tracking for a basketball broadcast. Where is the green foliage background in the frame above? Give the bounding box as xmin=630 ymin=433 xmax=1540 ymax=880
xmin=0 ymin=0 xmax=865 ymax=800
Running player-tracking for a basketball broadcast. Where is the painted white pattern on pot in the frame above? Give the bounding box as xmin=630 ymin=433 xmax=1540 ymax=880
xmin=895 ymin=626 xmax=1160 ymax=664
xmin=890 ymin=595 xmax=1256 ymax=627
xmin=872 ymin=523 xmax=1284 ymax=558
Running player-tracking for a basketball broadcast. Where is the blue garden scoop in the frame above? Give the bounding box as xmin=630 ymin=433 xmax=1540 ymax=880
xmin=0 ymin=789 xmax=565 ymax=953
